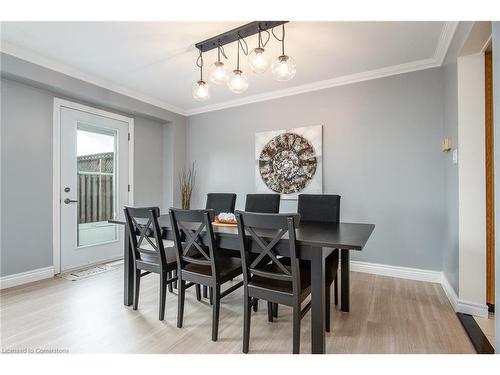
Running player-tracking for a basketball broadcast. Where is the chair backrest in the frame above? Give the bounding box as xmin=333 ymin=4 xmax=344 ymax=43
xmin=235 ymin=210 xmax=301 ymax=296
xmin=206 ymin=193 xmax=237 ymax=215
xmin=244 ymin=194 xmax=281 ymax=213
xmin=297 ymin=194 xmax=340 ymax=223
xmin=123 ymin=206 xmax=167 ymax=267
xmin=169 ymin=208 xmax=218 ymax=277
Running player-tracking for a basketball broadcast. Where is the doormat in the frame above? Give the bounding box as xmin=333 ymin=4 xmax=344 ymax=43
xmin=59 ymin=261 xmax=121 ymax=281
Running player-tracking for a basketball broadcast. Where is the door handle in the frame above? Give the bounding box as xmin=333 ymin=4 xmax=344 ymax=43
xmin=64 ymin=198 xmax=78 ymax=204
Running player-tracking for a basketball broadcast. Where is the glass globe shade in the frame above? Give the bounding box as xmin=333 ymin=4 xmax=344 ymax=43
xmin=192 ymin=80 xmax=210 ymax=101
xmin=271 ymin=55 xmax=297 ymax=81
xmin=248 ymin=47 xmax=270 ymax=74
xmin=209 ymin=61 xmax=228 ymax=84
xmin=227 ymin=70 xmax=249 ymax=94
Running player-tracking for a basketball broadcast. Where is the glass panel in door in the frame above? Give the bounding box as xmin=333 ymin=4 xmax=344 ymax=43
xmin=76 ymin=125 xmax=117 ymax=247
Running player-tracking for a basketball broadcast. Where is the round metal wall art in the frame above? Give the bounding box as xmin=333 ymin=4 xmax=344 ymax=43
xmin=259 ymin=132 xmax=317 ymax=194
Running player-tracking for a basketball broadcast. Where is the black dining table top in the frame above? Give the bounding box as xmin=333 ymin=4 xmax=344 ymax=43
xmin=110 ymin=215 xmax=374 ymax=251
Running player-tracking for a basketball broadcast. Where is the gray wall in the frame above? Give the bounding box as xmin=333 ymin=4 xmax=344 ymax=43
xmin=0 ymin=53 xmax=187 ymax=277
xmin=187 ymin=68 xmax=446 ymax=271
xmin=441 ymin=22 xmax=474 ymax=294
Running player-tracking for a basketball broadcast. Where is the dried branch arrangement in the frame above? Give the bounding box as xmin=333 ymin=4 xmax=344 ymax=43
xmin=179 ymin=163 xmax=195 ymax=209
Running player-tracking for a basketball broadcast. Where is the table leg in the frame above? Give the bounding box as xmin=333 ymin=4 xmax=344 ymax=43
xmin=310 ymin=247 xmax=326 ymax=354
xmin=340 ymin=249 xmax=350 ymax=312
xmin=124 ymin=225 xmax=133 ymax=306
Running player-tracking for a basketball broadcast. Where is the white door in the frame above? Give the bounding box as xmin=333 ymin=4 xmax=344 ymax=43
xmin=59 ymin=105 xmax=131 ymax=272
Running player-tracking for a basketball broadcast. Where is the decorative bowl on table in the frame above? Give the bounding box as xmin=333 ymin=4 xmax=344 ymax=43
xmin=213 ymin=212 xmax=237 ymax=226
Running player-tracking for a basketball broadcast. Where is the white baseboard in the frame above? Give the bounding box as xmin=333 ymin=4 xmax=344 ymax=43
xmin=0 ymin=266 xmax=55 ymax=290
xmin=350 ymin=260 xmax=442 ymax=283
xmin=440 ymin=273 xmax=459 ymax=310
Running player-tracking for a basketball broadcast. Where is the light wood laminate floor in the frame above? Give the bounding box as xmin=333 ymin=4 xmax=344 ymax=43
xmin=0 ymin=267 xmax=475 ymax=354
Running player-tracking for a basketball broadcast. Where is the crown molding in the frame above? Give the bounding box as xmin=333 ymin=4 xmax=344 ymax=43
xmin=1 ymin=22 xmax=459 ymax=118
xmin=434 ymin=21 xmax=459 ymax=65
xmin=0 ymin=41 xmax=187 ymax=116
xmin=186 ymin=21 xmax=459 ymax=116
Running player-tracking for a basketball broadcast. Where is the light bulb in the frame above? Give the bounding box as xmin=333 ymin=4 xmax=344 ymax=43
xmin=248 ymin=47 xmax=270 ymax=74
xmin=271 ymin=55 xmax=297 ymax=81
xmin=192 ymin=80 xmax=210 ymax=101
xmin=227 ymin=69 xmax=249 ymax=94
xmin=209 ymin=61 xmax=228 ymax=84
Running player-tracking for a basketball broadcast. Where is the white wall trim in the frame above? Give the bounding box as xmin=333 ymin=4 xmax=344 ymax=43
xmin=0 ymin=267 xmax=55 ymax=290
xmin=52 ymin=98 xmax=134 ymax=275
xmin=440 ymin=273 xmax=459 ymax=310
xmin=1 ymin=22 xmax=458 ymax=117
xmin=350 ymin=260 xmax=442 ymax=283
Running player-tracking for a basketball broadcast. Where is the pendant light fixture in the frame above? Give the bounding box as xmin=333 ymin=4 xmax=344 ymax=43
xmin=227 ymin=35 xmax=249 ymax=94
xmin=271 ymin=24 xmax=296 ymax=81
xmin=192 ymin=48 xmax=210 ymax=101
xmin=209 ymin=43 xmax=229 ymax=84
xmin=192 ymin=21 xmax=294 ymax=101
xmin=248 ymin=26 xmax=270 ymax=74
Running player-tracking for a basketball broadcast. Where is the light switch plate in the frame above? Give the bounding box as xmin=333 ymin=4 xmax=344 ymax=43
xmin=452 ymin=149 xmax=458 ymax=164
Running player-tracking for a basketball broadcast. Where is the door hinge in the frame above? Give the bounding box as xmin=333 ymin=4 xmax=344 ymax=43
xmin=128 ymin=133 xmax=131 ymax=141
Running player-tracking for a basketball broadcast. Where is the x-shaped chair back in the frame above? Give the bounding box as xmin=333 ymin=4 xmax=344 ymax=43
xmin=169 ymin=208 xmax=217 ymax=277
xmin=235 ymin=211 xmax=301 ymax=295
xmin=124 ymin=206 xmax=168 ymax=267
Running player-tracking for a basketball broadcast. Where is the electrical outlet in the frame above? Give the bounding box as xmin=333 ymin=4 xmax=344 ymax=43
xmin=452 ymin=149 xmax=458 ymax=164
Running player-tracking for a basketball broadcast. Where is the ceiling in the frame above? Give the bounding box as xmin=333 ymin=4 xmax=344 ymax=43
xmin=0 ymin=21 xmax=457 ymax=115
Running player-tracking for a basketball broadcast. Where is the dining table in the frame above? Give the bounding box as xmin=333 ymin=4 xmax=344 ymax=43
xmin=110 ymin=215 xmax=375 ymax=354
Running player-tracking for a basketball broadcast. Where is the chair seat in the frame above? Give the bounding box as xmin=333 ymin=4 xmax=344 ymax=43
xmin=139 ymin=240 xmax=177 ymax=266
xmin=249 ymin=262 xmax=311 ymax=299
xmin=281 ymin=249 xmax=338 ymax=286
xmin=184 ymin=256 xmax=242 ymax=281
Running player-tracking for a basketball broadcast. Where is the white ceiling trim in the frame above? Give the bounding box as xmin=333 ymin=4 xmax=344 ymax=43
xmin=1 ymin=22 xmax=459 ymax=117
xmin=0 ymin=41 xmax=187 ymax=115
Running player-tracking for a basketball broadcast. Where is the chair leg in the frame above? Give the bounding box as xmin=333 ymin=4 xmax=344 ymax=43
xmin=133 ymin=269 xmax=141 ymax=310
xmin=243 ymin=292 xmax=251 ymax=354
xmin=177 ymin=279 xmax=185 ymax=328
xmin=173 ymin=269 xmax=178 ymax=289
xmin=267 ymin=302 xmax=274 ymax=322
xmin=203 ymin=285 xmax=208 ymax=298
xmin=209 ymin=287 xmax=213 ymax=305
xmin=325 ymin=285 xmax=331 ymax=332
xmin=253 ymin=299 xmax=258 ymax=312
xmin=195 ymin=284 xmax=201 ymax=301
xmin=159 ymin=273 xmax=167 ymax=321
xmin=334 ymin=274 xmax=339 ymax=306
xmin=273 ymin=303 xmax=279 ymax=318
xmin=292 ymin=305 xmax=301 ymax=354
xmin=167 ymin=271 xmax=173 ymax=293
xmin=212 ymin=285 xmax=221 ymax=342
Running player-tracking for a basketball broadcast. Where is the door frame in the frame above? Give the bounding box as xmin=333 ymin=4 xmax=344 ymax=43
xmin=52 ymin=98 xmax=134 ymax=274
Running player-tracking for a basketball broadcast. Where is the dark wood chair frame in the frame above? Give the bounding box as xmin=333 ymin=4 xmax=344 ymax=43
xmin=236 ymin=211 xmax=312 ymax=354
xmin=169 ymin=208 xmax=243 ymax=341
xmin=124 ymin=206 xmax=195 ymax=321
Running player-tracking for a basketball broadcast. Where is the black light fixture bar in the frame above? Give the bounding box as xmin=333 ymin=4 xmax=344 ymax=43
xmin=195 ymin=21 xmax=288 ymax=52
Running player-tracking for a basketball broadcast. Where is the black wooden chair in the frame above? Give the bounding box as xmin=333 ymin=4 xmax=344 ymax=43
xmin=169 ymin=208 xmax=243 ymax=341
xmin=245 ymin=194 xmax=280 ymax=213
xmin=236 ymin=211 xmax=312 ymax=354
xmin=124 ymin=206 xmax=184 ymax=321
xmin=297 ymin=194 xmax=340 ymax=331
xmin=206 ymin=193 xmax=237 ymax=215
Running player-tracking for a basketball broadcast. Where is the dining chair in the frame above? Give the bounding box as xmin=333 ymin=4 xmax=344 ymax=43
xmin=236 ymin=211 xmax=312 ymax=354
xmin=124 ymin=206 xmax=188 ymax=321
xmin=169 ymin=208 xmax=243 ymax=341
xmin=297 ymin=194 xmax=340 ymax=331
xmin=206 ymin=193 xmax=237 ymax=215
xmin=245 ymin=193 xmax=281 ymax=213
